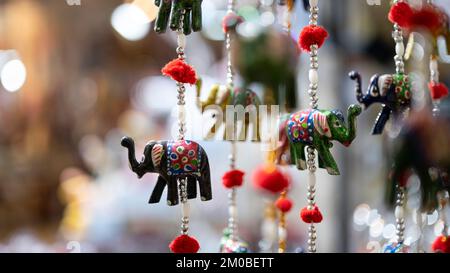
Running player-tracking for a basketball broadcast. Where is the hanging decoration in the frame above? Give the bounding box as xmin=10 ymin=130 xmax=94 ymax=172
xmin=282 ymin=0 xmax=362 ymax=253
xmin=253 ymin=163 xmax=290 ymax=252
xmin=122 ymin=1 xmax=212 ymax=253
xmin=389 ymin=0 xmax=449 ymax=113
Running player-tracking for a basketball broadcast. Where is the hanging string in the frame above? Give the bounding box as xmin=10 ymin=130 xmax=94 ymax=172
xmin=226 ymin=0 xmax=238 ymax=243
xmin=306 ymin=0 xmax=320 ymax=254
xmin=176 ymin=9 xmax=190 ymax=237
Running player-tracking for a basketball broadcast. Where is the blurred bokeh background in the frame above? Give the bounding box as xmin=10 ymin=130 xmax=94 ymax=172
xmin=0 ymin=0 xmax=448 ymax=253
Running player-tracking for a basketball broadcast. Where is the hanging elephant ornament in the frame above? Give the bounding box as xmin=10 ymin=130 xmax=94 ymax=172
xmin=129 ymin=2 xmax=207 ymax=253
xmin=285 ymin=105 xmax=362 ymax=175
xmin=196 ymin=81 xmax=261 ymax=141
xmin=388 ymin=0 xmax=449 ymax=115
xmin=154 ymin=0 xmax=202 ymax=35
xmin=349 ymin=71 xmax=411 ymax=135
xmin=121 ymin=137 xmax=212 ymax=206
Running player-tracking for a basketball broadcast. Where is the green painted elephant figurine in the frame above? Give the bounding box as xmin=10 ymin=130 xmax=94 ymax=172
xmin=285 ymin=105 xmax=362 ymax=175
xmin=196 ymin=80 xmax=261 ymax=141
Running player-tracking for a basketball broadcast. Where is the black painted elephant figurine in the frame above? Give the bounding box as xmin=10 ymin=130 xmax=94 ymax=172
xmin=387 ymin=108 xmax=450 ymax=212
xmin=349 ymin=71 xmax=412 ymax=135
xmin=196 ymin=80 xmax=261 ymax=141
xmin=285 ymin=105 xmax=362 ymax=175
xmin=121 ymin=137 xmax=212 ymax=206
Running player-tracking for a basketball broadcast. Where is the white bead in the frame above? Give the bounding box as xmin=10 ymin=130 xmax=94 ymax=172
xmin=178 ymin=105 xmax=186 ymax=121
xmin=309 ymin=69 xmax=319 ymax=85
xmin=395 ymin=42 xmax=404 ymax=57
xmin=182 ymin=202 xmax=190 ymax=217
xmin=430 ymin=59 xmax=438 ymax=72
xmin=395 ymin=206 xmax=404 ymax=219
xmin=177 ymin=33 xmax=186 ymax=48
xmin=309 ymin=0 xmax=319 ymax=8
xmin=229 ymin=205 xmax=237 ymax=219
xmin=308 ymin=172 xmax=316 ymax=187
xmin=278 ymin=227 xmax=287 ymax=240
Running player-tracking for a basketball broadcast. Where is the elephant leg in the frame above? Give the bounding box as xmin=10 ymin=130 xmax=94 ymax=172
xmin=148 ymin=175 xmax=167 ymax=204
xmin=186 ymin=176 xmax=197 ymax=200
xmin=372 ymin=106 xmax=391 ymax=135
xmin=316 ymin=141 xmax=340 ymax=175
xmin=199 ymin=155 xmax=212 ymax=201
xmin=167 ymin=177 xmax=179 ymax=206
xmin=295 ymin=144 xmax=307 ymax=170
xmin=318 ymin=155 xmax=325 ymax=170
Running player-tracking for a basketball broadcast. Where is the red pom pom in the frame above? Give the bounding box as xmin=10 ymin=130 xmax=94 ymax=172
xmin=222 ymin=12 xmax=244 ymax=33
xmin=275 ymin=197 xmax=293 ymax=213
xmin=428 ymin=82 xmax=449 ymax=100
xmin=252 ymin=164 xmax=289 ymax=194
xmin=432 ymin=236 xmax=450 ymax=253
xmin=300 ymin=206 xmax=323 ymax=223
xmin=298 ymin=25 xmax=328 ymax=52
xmin=222 ymin=169 xmax=245 ymax=188
xmin=169 ymin=235 xmax=200 ymax=253
xmin=409 ymin=6 xmax=442 ymax=34
xmin=388 ymin=2 xmax=414 ymax=28
xmin=161 ymin=58 xmax=197 ymax=85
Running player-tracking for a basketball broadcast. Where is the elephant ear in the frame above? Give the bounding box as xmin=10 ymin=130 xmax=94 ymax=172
xmin=151 ymin=144 xmax=164 ymax=169
xmin=313 ymin=112 xmax=332 ymax=138
xmin=215 ymin=85 xmax=230 ymax=105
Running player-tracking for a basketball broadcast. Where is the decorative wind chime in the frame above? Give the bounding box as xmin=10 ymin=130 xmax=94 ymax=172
xmin=121 ymin=0 xmax=213 ymax=253
xmin=386 ymin=0 xmax=450 ymax=253
xmin=282 ymin=0 xmax=362 ymax=253
xmin=218 ymin=0 xmax=249 ymax=253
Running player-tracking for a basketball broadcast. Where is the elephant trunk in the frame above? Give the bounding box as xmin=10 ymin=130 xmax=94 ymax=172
xmin=342 ymin=105 xmax=362 ymax=147
xmin=121 ymin=136 xmax=145 ymax=178
xmin=349 ymin=71 xmax=364 ymax=106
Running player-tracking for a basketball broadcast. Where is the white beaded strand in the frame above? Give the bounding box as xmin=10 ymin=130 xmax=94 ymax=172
xmin=395 ymin=185 xmax=406 ymax=244
xmin=176 ymin=10 xmax=190 ymax=236
xmin=305 ymin=0 xmax=320 ymax=254
xmin=226 ymin=0 xmax=238 ymax=242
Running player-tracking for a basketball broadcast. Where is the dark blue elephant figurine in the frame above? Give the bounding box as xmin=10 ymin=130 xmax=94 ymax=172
xmin=121 ymin=137 xmax=212 ymax=206
xmin=349 ymin=71 xmax=412 ymax=135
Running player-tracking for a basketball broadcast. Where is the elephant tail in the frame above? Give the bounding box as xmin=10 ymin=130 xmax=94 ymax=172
xmin=349 ymin=71 xmax=363 ymax=104
xmin=121 ymin=136 xmax=140 ymax=173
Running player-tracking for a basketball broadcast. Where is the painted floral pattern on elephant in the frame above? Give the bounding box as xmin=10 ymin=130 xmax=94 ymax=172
xmin=287 ymin=110 xmax=315 ymax=144
xmin=167 ymin=140 xmax=202 ymax=176
xmin=393 ymin=73 xmax=411 ymax=106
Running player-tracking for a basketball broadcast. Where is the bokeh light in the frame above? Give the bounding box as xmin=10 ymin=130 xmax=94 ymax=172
xmin=1 ymin=59 xmax=26 ymax=92
xmin=111 ymin=3 xmax=150 ymax=41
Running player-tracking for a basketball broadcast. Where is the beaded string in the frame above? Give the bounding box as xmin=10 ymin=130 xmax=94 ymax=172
xmin=226 ymin=0 xmax=238 ymax=242
xmin=278 ymin=191 xmax=288 ymax=253
xmin=390 ymin=0 xmax=407 ymax=247
xmin=305 ymin=0 xmax=320 ymax=254
xmin=176 ymin=10 xmax=190 ymax=237
xmin=438 ymin=191 xmax=449 ymax=238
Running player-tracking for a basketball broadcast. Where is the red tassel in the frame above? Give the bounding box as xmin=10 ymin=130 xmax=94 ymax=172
xmin=222 ymin=169 xmax=245 ymax=188
xmin=409 ymin=6 xmax=443 ymax=34
xmin=432 ymin=235 xmax=450 ymax=253
xmin=275 ymin=197 xmax=293 ymax=213
xmin=169 ymin=234 xmax=200 ymax=253
xmin=388 ymin=2 xmax=413 ymax=28
xmin=161 ymin=58 xmax=197 ymax=85
xmin=428 ymin=82 xmax=449 ymax=100
xmin=300 ymin=206 xmax=323 ymax=223
xmin=298 ymin=25 xmax=328 ymax=52
xmin=252 ymin=164 xmax=289 ymax=194
xmin=222 ymin=12 xmax=244 ymax=33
